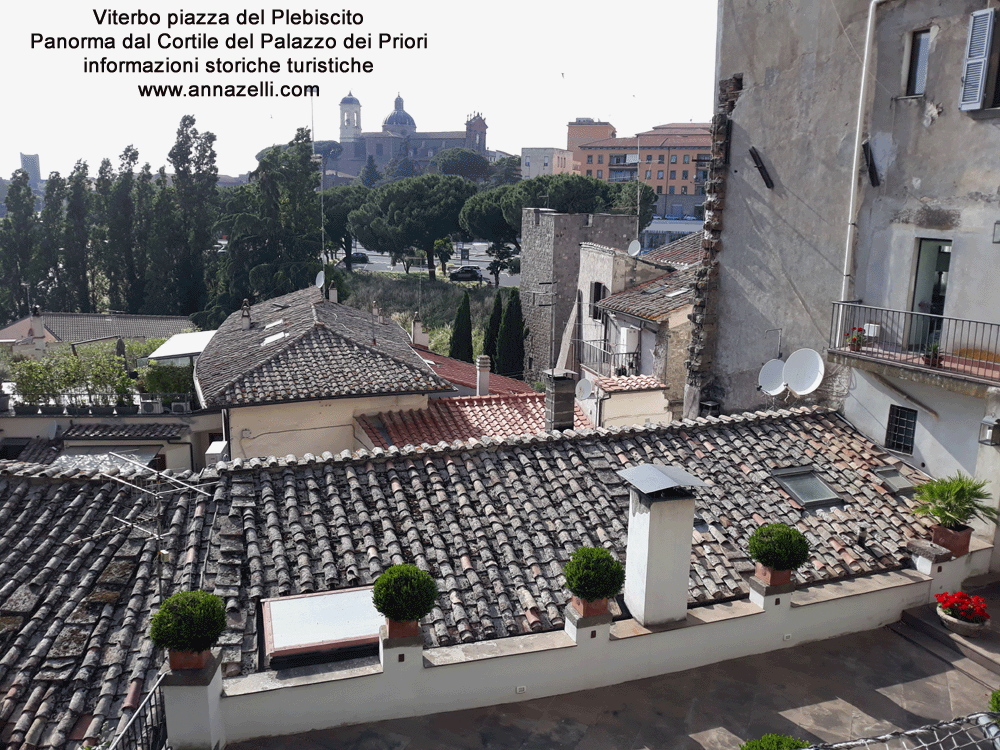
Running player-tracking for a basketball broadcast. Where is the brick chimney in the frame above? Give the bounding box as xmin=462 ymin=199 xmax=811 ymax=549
xmin=542 ymin=368 xmax=575 ymax=432
xmin=240 ymin=299 xmax=251 ymax=331
xmin=476 ymin=355 xmax=490 ymax=396
xmin=617 ymin=464 xmax=705 ymax=626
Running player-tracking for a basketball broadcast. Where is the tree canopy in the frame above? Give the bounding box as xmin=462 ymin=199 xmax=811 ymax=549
xmin=459 ymin=185 xmax=521 ymax=250
xmin=322 ymin=183 xmax=370 ymax=271
xmin=496 ymin=289 xmax=526 ymax=380
xmin=430 ymin=148 xmax=490 ymax=181
xmin=448 ymin=291 xmax=474 ymax=363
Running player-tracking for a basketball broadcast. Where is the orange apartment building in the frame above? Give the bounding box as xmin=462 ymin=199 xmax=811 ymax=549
xmin=573 ymin=122 xmax=712 ymax=198
xmin=567 ymin=117 xmax=617 ymax=173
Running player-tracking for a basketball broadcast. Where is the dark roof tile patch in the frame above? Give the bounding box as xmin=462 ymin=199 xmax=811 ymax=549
xmin=599 ymin=266 xmax=700 ymax=322
xmin=62 ymin=424 xmax=187 ymax=441
xmin=641 ymin=231 xmax=705 ymax=267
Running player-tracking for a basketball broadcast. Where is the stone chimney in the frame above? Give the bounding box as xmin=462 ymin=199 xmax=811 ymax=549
xmin=617 ymin=464 xmax=705 ymax=626
xmin=543 ymin=369 xmax=575 ymax=432
xmin=29 ymin=306 xmax=45 ymax=353
xmin=411 ymin=312 xmax=429 ymax=349
xmin=476 ymin=355 xmax=491 ymax=396
xmin=240 ymin=299 xmax=251 ymax=330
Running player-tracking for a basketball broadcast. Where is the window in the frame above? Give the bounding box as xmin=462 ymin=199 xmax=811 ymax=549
xmin=657 ymin=170 xmax=664 ymax=179
xmin=598 ymin=155 xmax=603 ymax=164
xmin=668 ymin=186 xmax=675 ymax=194
xmin=646 ymin=154 xmax=652 ymax=162
xmin=375 ymin=143 xmax=383 ymax=156
xmin=597 ymin=170 xmax=602 ymax=178
xmin=525 ymin=157 xmax=530 ymax=168
xmin=587 ymin=155 xmax=593 ymax=164
xmin=772 ymin=467 xmax=841 ymax=508
xmin=683 ymin=155 xmax=690 ymax=164
xmin=589 ymin=282 xmax=607 ymax=319
xmin=669 ymin=170 xmax=676 ymax=179
xmin=906 ymin=29 xmax=930 ymax=96
xmin=543 ymin=156 xmax=549 ymax=167
xmin=656 ymin=186 xmax=662 ymax=194
xmin=658 ymin=154 xmax=665 ymax=163
xmin=586 ymin=169 xmax=592 ymax=176
xmin=695 ymin=186 xmax=705 ymax=195
xmin=885 ymin=405 xmax=917 ymax=453
xmin=960 ymin=9 xmax=997 ymax=110
xmin=697 ymin=153 xmax=711 ymax=161
xmin=670 ymin=155 xmax=677 ymax=164
xmin=682 ymin=170 xmax=689 ymax=180
xmin=645 ymin=170 xmax=651 ymax=179
xmin=681 ymin=186 xmax=688 ymax=195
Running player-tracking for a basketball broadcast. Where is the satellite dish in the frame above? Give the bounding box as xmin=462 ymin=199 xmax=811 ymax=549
xmin=315 ymin=270 xmax=325 ymax=289
xmin=783 ymin=349 xmax=825 ymax=396
xmin=627 ymin=240 xmax=642 ymax=258
xmin=47 ymin=421 xmax=58 ymax=441
xmin=575 ymin=378 xmax=594 ymax=400
xmin=757 ymin=359 xmax=786 ymax=396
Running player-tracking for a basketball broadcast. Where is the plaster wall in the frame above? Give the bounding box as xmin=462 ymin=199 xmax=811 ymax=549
xmin=521 ymin=148 xmax=574 ymax=179
xmin=229 ymin=394 xmax=428 ymax=459
xmin=219 ymin=556 xmax=987 ymax=744
xmin=600 ymin=389 xmax=672 ymax=428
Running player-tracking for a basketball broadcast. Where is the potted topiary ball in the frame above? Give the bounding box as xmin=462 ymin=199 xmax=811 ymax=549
xmin=747 ymin=523 xmax=811 ymax=586
xmin=563 ymin=546 xmax=626 ymax=617
xmin=913 ymin=472 xmax=997 ymax=558
xmin=372 ymin=564 xmax=439 ymax=638
xmin=150 ymin=590 xmax=227 ymax=670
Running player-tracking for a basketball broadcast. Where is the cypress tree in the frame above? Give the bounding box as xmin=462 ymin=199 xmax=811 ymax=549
xmin=496 ymin=288 xmax=526 ymax=380
xmin=357 ymin=156 xmax=383 ymax=189
xmin=448 ymin=291 xmax=474 ymax=364
xmin=483 ymin=289 xmax=503 ymax=369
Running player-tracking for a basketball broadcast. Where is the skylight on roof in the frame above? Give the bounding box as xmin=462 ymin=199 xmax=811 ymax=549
xmin=666 ymin=288 xmax=690 ymax=298
xmin=874 ymin=466 xmax=916 ymax=495
xmin=261 ymin=332 xmax=287 ymax=346
xmin=772 ymin=467 xmax=841 ymax=508
xmin=264 ymin=318 xmax=284 ymax=329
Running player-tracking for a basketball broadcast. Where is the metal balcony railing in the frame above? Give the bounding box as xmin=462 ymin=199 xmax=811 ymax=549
xmin=578 ymin=340 xmax=641 ymax=378
xmin=829 ymin=302 xmax=1000 ymax=386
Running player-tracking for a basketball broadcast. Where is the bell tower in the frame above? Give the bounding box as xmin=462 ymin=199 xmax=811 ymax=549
xmin=340 ymin=92 xmax=362 ymax=143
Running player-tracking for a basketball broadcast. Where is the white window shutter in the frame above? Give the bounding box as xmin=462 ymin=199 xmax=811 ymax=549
xmin=960 ymin=9 xmax=995 ymax=111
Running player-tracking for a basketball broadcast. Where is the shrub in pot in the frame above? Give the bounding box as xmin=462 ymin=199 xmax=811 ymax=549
xmin=747 ymin=523 xmax=810 ymax=586
xmin=372 ymin=564 xmax=438 ymax=638
xmin=563 ymin=546 xmax=625 ymax=616
xmin=149 ymin=590 xmax=226 ymax=670
xmin=913 ymin=472 xmax=997 ymax=558
xmin=739 ymin=734 xmax=810 ymax=750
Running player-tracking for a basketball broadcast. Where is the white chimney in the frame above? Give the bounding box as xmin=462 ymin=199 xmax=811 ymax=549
xmin=476 ymin=355 xmax=491 ymax=396
xmin=411 ymin=313 xmax=429 ymax=349
xmin=617 ymin=464 xmax=705 ymax=626
xmin=240 ymin=299 xmax=251 ymax=331
xmin=329 ymin=285 xmax=338 ymax=304
xmin=30 ymin=307 xmax=45 ymax=353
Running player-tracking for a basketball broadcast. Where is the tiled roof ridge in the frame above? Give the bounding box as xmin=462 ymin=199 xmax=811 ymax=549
xmin=213 ymin=406 xmax=834 ymax=474
xmin=445 ymin=392 xmax=543 ymax=406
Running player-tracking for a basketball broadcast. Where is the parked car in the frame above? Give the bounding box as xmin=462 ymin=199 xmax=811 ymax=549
xmin=336 ymin=252 xmax=369 ymax=267
xmin=449 ymin=266 xmax=483 ymax=282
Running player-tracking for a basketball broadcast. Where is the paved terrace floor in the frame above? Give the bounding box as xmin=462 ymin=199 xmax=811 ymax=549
xmin=229 ymin=624 xmax=997 ymax=750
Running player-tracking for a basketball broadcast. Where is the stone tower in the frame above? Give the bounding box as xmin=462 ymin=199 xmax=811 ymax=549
xmin=340 ymin=92 xmax=361 ymax=143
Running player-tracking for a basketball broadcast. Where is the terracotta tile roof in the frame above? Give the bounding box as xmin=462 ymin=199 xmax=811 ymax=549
xmin=194 ymin=288 xmax=454 ymax=407
xmin=412 ymin=348 xmax=536 ymax=394
xmin=61 ymin=423 xmax=187 ymax=441
xmin=641 ymin=231 xmax=705 ymax=267
xmin=12 ymin=437 xmax=60 ymax=464
xmin=0 ymin=407 xmax=937 ymax=747
xmin=595 ymin=375 xmax=667 ymax=393
xmin=599 ymin=267 xmax=700 ymax=322
xmin=357 ymin=393 xmax=592 ymax=448
xmin=0 ymin=313 xmax=193 ymax=343
xmin=581 ymin=134 xmax=712 ymax=149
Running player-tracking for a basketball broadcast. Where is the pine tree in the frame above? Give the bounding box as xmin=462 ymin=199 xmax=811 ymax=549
xmin=483 ymin=289 xmax=503 ymax=370
xmin=496 ymin=289 xmax=526 ymax=380
xmin=448 ymin=291 xmax=474 ymax=364
xmin=357 ymin=156 xmax=383 ymax=189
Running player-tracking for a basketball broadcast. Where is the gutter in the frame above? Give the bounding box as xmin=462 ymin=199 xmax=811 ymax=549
xmin=842 ymin=0 xmax=894 ymax=302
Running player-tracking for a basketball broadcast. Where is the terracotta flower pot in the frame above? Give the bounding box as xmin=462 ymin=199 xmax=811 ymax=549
xmin=571 ymin=596 xmax=609 ymax=617
xmin=754 ymin=562 xmax=792 ymax=586
xmin=385 ymin=618 xmax=420 ymax=638
xmin=932 ymin=524 xmax=973 ymax=558
xmin=937 ymin=606 xmax=988 ymax=638
xmin=168 ymin=649 xmax=212 ymax=670
xmin=849 ymin=342 xmax=862 ymax=352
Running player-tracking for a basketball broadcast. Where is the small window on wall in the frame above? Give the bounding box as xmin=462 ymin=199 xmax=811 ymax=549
xmin=597 ymin=170 xmax=603 ymax=178
xmin=656 ymin=186 xmax=663 ymax=194
xmin=587 ymin=155 xmax=593 ymax=164
xmin=589 ymin=282 xmax=607 ymax=319
xmin=885 ymin=405 xmax=917 ymax=454
xmin=670 ymin=155 xmax=677 ymax=164
xmin=906 ymin=29 xmax=931 ymax=96
xmin=658 ymin=155 xmax=665 ymax=163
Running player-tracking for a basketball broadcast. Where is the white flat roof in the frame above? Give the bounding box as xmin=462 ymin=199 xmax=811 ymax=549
xmin=149 ymin=331 xmax=216 ymax=360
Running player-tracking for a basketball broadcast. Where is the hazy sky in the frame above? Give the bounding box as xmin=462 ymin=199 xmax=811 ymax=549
xmin=3 ymin=2 xmax=718 ymax=179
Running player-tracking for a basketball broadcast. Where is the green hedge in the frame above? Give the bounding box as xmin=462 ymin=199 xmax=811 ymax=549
xmin=372 ymin=564 xmax=439 ymax=622
xmin=563 ymin=546 xmax=625 ymax=602
xmin=747 ymin=523 xmax=811 ymax=571
xmin=739 ymin=734 xmax=811 ymax=750
xmin=149 ymin=590 xmax=226 ymax=652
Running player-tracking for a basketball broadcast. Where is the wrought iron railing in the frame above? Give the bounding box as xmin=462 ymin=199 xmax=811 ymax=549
xmin=829 ymin=302 xmax=1000 ymax=386
xmin=108 ymin=674 xmax=168 ymax=750
xmin=578 ymin=340 xmax=641 ymax=378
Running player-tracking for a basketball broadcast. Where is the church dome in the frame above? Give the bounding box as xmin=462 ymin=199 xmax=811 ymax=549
xmin=382 ymin=94 xmax=416 ymax=131
xmin=340 ymin=91 xmax=360 ymax=105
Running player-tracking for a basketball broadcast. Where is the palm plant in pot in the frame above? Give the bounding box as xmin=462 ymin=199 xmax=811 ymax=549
xmin=372 ymin=564 xmax=439 ymax=638
xmin=563 ymin=546 xmax=626 ymax=617
xmin=747 ymin=523 xmax=811 ymax=586
xmin=913 ymin=472 xmax=997 ymax=558
xmin=149 ymin=590 xmax=227 ymax=670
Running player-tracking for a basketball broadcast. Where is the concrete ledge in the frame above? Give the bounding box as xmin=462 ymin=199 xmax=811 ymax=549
xmin=748 ymin=577 xmax=796 ymax=598
xmin=791 ymin=568 xmax=929 ymax=607
xmin=425 ymin=629 xmax=574 ymax=668
xmin=907 ymin=538 xmax=952 ymax=562
xmin=564 ymin=606 xmax=613 ymax=630
xmin=223 ymin=655 xmax=381 ymax=697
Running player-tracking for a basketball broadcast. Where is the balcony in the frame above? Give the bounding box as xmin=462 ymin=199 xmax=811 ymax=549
xmin=828 ymin=302 xmax=1000 ymax=393
xmin=578 ymin=340 xmax=640 ymax=378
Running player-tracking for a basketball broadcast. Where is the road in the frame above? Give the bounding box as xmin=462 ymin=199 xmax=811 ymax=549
xmin=339 ymin=241 xmax=520 ymax=288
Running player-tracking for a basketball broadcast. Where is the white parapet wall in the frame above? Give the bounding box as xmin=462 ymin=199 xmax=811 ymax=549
xmin=214 ymin=544 xmax=992 ymax=745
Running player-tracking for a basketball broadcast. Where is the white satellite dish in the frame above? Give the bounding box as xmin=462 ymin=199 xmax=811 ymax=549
xmin=757 ymin=359 xmax=786 ymax=396
xmin=575 ymin=378 xmax=594 ymax=400
xmin=627 ymin=240 xmax=642 ymax=258
xmin=47 ymin=421 xmax=58 ymax=440
xmin=783 ymin=349 xmax=825 ymax=396
xmin=315 ymin=270 xmax=325 ymax=290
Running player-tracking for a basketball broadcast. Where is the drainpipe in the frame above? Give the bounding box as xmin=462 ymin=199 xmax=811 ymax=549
xmin=842 ymin=0 xmax=893 ymax=302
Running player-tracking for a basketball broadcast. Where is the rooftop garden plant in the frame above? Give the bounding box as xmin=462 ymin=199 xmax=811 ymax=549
xmin=563 ymin=546 xmax=625 ymax=602
xmin=936 ymin=591 xmax=989 ymax=624
xmin=747 ymin=523 xmax=811 ymax=571
xmin=739 ymin=734 xmax=811 ymax=750
xmin=913 ymin=473 xmax=997 ymax=530
xmin=989 ymin=688 xmax=1000 ymax=712
xmin=372 ymin=564 xmax=439 ymax=623
xmin=149 ymin=590 xmax=227 ymax=653
xmin=843 ymin=326 xmax=868 ymax=347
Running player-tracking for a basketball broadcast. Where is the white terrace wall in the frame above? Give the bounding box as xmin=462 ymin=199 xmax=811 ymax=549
xmin=213 ymin=544 xmax=990 ymax=745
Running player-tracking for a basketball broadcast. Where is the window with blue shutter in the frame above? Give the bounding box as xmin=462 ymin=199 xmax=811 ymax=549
xmin=960 ymin=9 xmax=995 ymax=111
